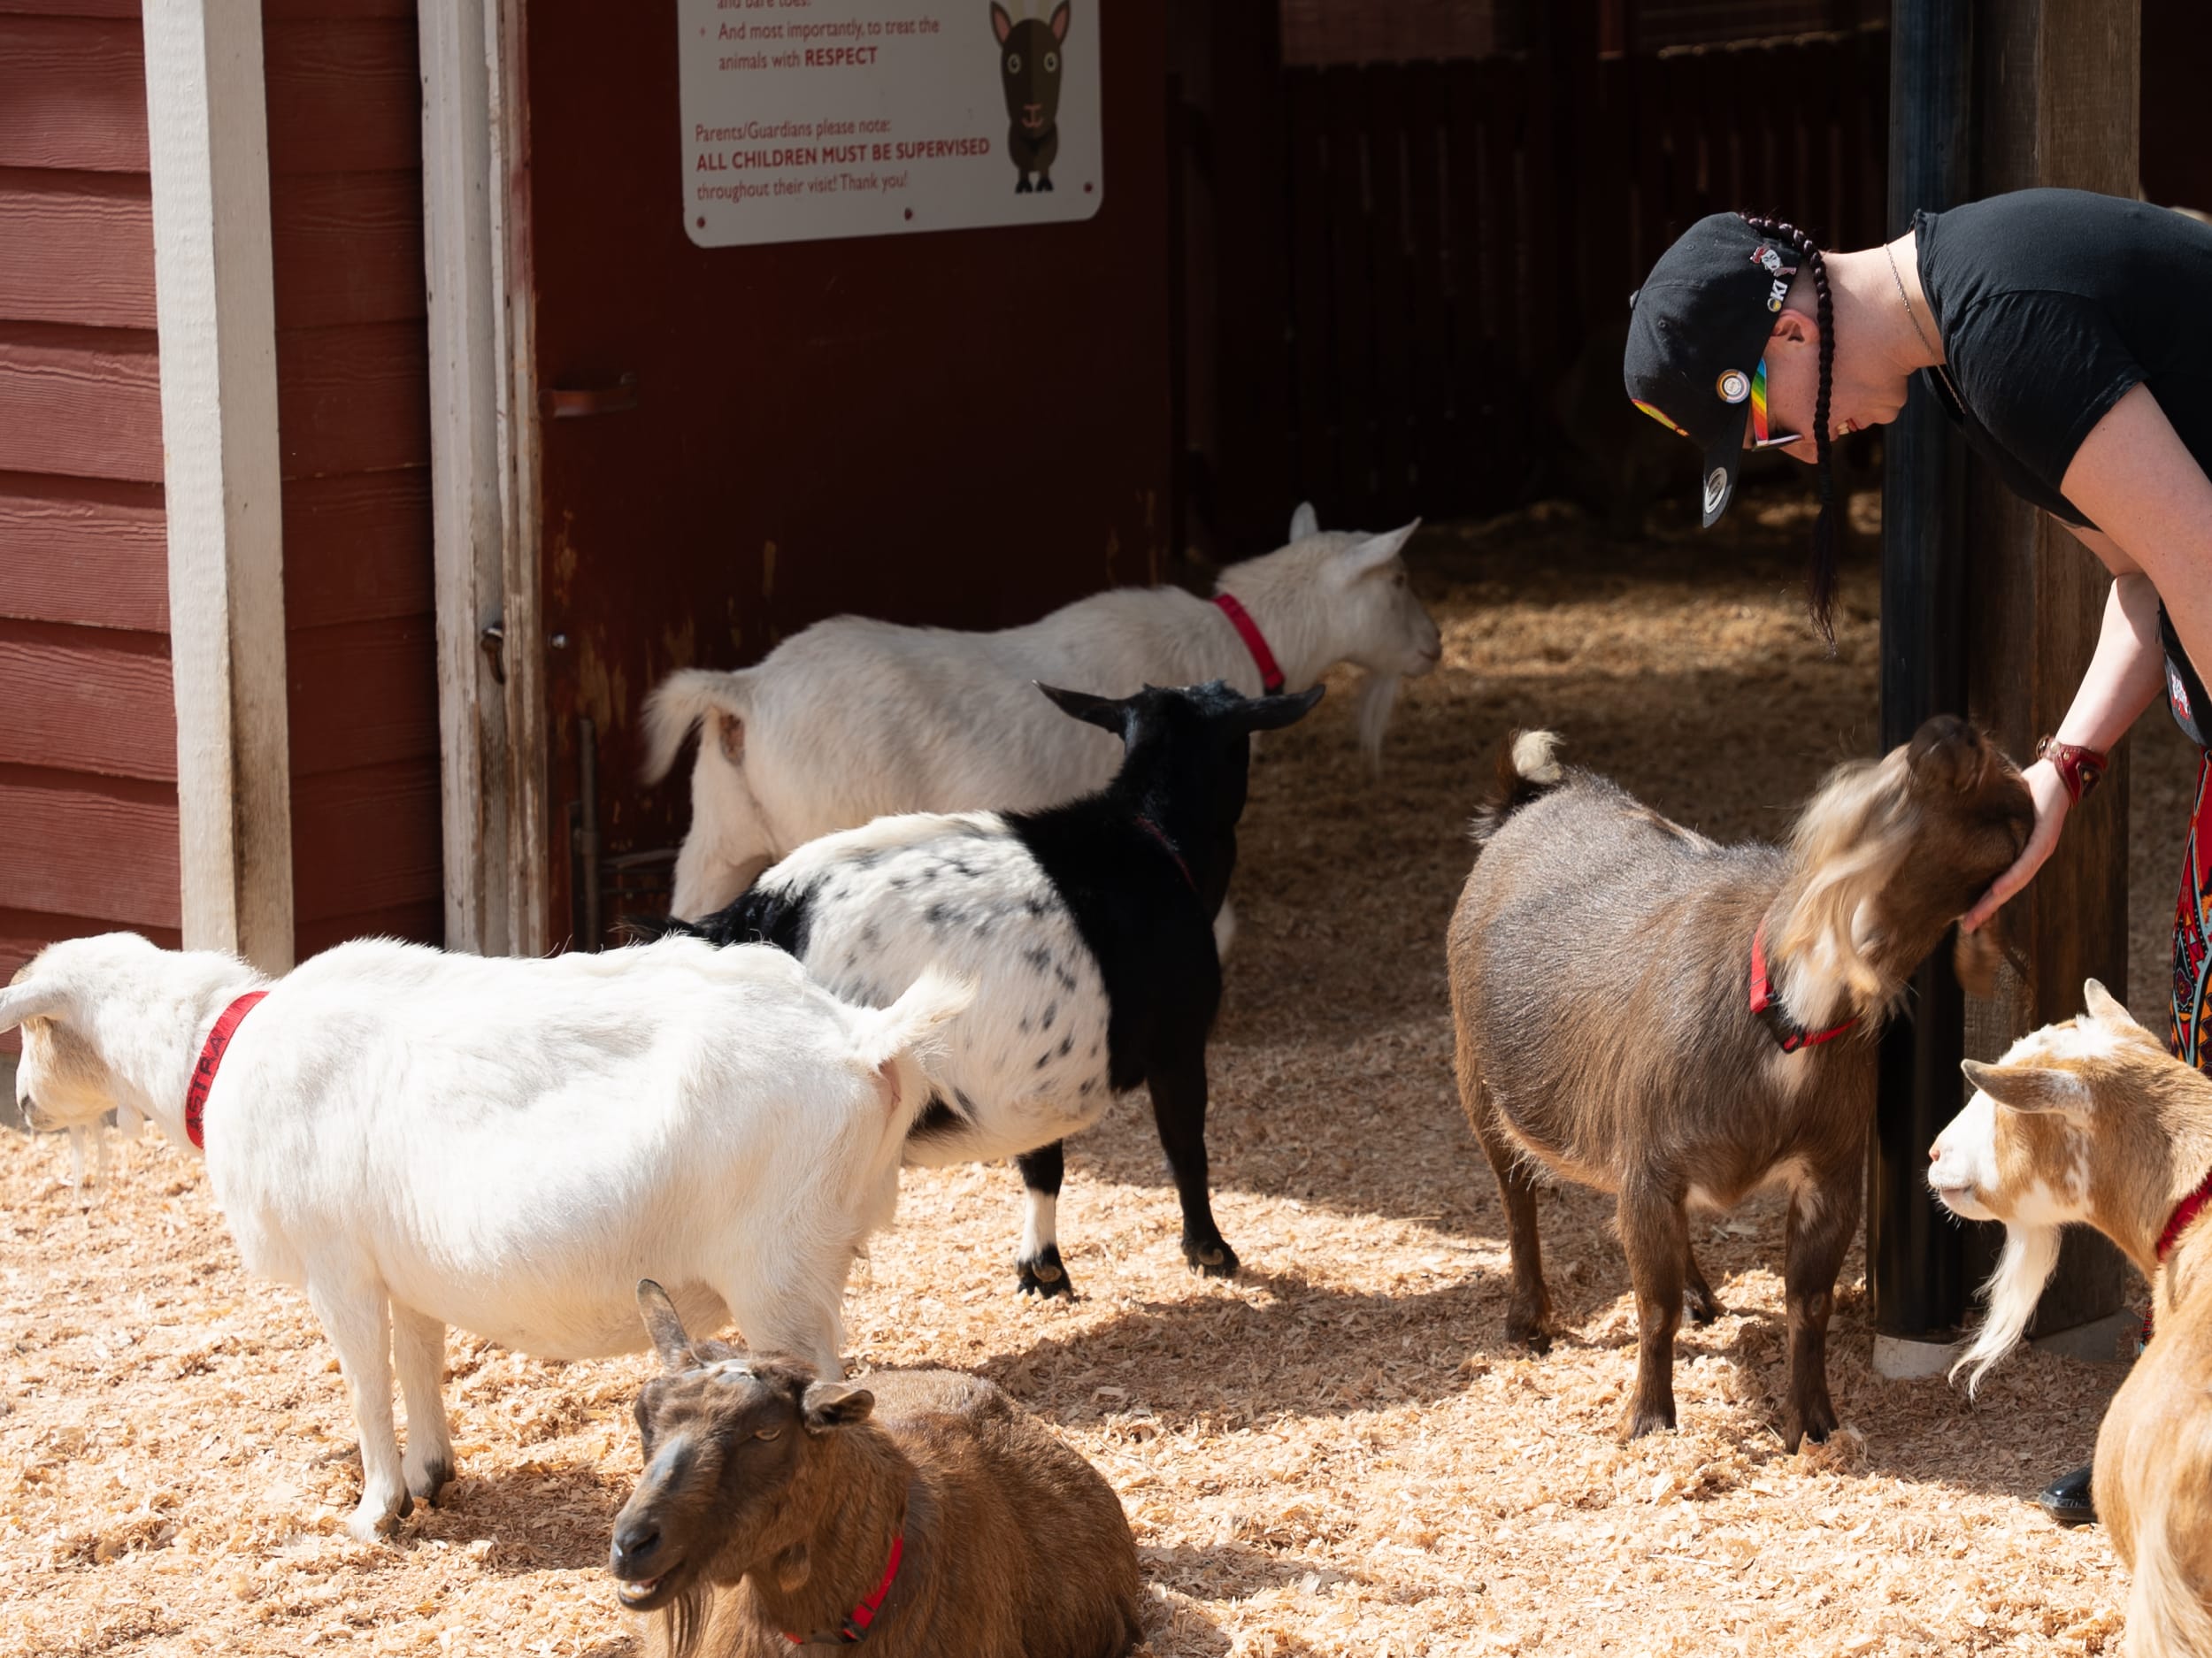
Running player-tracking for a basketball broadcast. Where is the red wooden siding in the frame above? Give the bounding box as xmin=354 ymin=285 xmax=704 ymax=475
xmin=0 ymin=1 xmax=173 ymax=1041
xmin=264 ymin=0 xmax=442 ymax=962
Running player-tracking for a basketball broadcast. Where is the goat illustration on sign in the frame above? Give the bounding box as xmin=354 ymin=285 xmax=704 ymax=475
xmin=989 ymin=1 xmax=1070 ymax=193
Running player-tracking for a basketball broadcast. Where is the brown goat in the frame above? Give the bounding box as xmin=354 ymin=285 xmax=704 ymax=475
xmin=609 ymin=1282 xmax=1142 ymax=1658
xmin=1931 ymin=985 xmax=2212 ymax=1656
xmin=1448 ymin=718 xmax=2031 ymax=1447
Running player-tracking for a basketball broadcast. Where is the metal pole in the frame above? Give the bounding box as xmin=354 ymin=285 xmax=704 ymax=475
xmin=1869 ymin=0 xmax=1975 ymax=1345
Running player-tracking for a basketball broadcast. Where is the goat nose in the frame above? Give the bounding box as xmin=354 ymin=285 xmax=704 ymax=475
xmin=611 ymin=1522 xmax=662 ymax=1577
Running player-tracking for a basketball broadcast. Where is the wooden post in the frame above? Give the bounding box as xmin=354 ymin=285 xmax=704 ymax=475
xmin=1961 ymin=0 xmax=2140 ymax=1345
xmin=421 ymin=0 xmax=514 ymax=956
xmin=1870 ymin=0 xmax=1979 ymax=1358
xmin=142 ymin=0 xmax=295 ymax=973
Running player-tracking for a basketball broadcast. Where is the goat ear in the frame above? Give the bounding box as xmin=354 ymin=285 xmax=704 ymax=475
xmin=1340 ymin=520 xmax=1421 ymax=579
xmin=1034 ymin=682 xmax=1128 ymax=735
xmin=1048 ymin=1 xmax=1070 ymax=42
xmin=0 ymin=979 xmax=67 ymax=1032
xmin=1288 ymin=501 xmax=1320 ymax=541
xmin=990 ymin=3 xmax=1013 ymax=43
xmin=2083 ymin=978 xmax=2141 ymax=1030
xmin=1233 ymin=682 xmax=1325 ymax=734
xmin=801 ymin=1382 xmax=875 ymax=1432
xmin=1953 ymin=923 xmax=2003 ymax=1000
xmin=635 ymin=1279 xmax=698 ymax=1370
xmin=1961 ymin=1057 xmax=2095 ymax=1119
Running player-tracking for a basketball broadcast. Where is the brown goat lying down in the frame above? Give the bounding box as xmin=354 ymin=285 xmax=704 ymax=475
xmin=1448 ymin=717 xmax=2031 ymax=1448
xmin=1931 ymin=985 xmax=2212 ymax=1657
xmin=610 ymin=1282 xmax=1142 ymax=1658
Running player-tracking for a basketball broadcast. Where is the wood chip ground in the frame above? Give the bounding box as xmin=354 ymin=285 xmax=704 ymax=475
xmin=4 ymin=485 xmax=2189 ymax=1655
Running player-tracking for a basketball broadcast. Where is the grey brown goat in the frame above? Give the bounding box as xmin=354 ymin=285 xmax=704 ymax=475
xmin=1448 ymin=718 xmax=2032 ymax=1447
xmin=610 ymin=1282 xmax=1142 ymax=1658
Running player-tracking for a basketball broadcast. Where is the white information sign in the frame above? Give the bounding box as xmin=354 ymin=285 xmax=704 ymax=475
xmin=680 ymin=0 xmax=1104 ymax=248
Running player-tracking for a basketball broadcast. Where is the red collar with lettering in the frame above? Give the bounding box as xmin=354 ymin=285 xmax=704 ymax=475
xmin=1747 ymin=922 xmax=1857 ymax=1053
xmin=185 ymin=991 xmax=268 ymax=1150
xmin=1211 ymin=592 xmax=1285 ymax=695
xmin=784 ymin=1533 xmax=902 ymax=1646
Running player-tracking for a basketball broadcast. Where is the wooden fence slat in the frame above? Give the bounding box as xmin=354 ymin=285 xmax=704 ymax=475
xmin=1365 ymin=65 xmax=1414 ymax=520
xmin=0 ymin=323 xmax=163 ymax=483
xmin=0 ymin=171 xmax=154 ymax=328
xmin=263 ymin=19 xmax=421 ymax=176
xmin=1403 ymin=61 xmax=1453 ymax=502
xmin=1324 ymin=63 xmax=1375 ymax=515
xmin=1285 ymin=68 xmax=1335 ymax=510
xmin=0 ymin=472 xmax=166 ymax=630
xmin=0 ymin=623 xmax=173 ymax=780
xmin=1443 ymin=59 xmax=1488 ymax=401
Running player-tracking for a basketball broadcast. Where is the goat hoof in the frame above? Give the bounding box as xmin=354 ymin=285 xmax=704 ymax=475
xmin=1184 ymin=1239 xmax=1239 ymax=1278
xmin=406 ymin=1458 xmax=453 ymax=1504
xmin=1786 ymin=1401 xmax=1839 ymax=1453
xmin=1686 ymin=1290 xmax=1724 ymax=1326
xmin=1038 ymin=178 xmax=1055 ymax=192
xmin=1504 ymin=1311 xmax=1553 ymax=1355
xmin=1018 ymin=1247 xmax=1075 ymax=1300
xmin=1622 ymin=1402 xmax=1677 ymax=1440
xmin=1016 ymin=179 xmax=1033 ymax=194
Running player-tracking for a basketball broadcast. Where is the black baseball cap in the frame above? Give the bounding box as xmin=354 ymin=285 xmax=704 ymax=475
xmin=1624 ymin=213 xmax=1801 ymax=527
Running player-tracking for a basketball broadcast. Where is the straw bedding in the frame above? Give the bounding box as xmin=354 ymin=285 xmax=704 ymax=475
xmin=2 ymin=486 xmax=2192 ymax=1655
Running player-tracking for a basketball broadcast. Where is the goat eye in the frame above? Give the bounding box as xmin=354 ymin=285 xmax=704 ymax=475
xmin=1005 ymin=52 xmax=1021 ymax=73
xmin=1044 ymin=51 xmax=1058 ymax=72
xmin=755 ymin=1427 xmax=782 ymax=1442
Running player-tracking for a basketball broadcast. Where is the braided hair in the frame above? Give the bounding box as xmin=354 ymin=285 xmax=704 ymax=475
xmin=1738 ymin=215 xmax=1839 ymax=644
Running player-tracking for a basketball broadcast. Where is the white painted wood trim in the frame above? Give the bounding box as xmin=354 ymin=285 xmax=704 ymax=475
xmin=142 ymin=0 xmax=295 ymax=972
xmin=420 ymin=0 xmax=513 ymax=956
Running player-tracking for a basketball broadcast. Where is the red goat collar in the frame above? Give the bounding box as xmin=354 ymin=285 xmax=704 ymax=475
xmin=185 ymin=991 xmax=267 ymax=1150
xmin=783 ymin=1533 xmax=903 ymax=1647
xmin=1212 ymin=592 xmax=1286 ymax=695
xmin=2156 ymin=1166 xmax=2212 ymax=1263
xmin=1747 ymin=922 xmax=1857 ymax=1054
xmin=1135 ymin=814 xmax=1197 ymax=893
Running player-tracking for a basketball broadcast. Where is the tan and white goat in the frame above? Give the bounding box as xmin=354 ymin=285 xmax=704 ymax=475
xmin=1929 ymin=982 xmax=2212 ymax=1656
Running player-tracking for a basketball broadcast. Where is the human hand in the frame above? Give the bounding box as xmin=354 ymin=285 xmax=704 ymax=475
xmin=1960 ymin=759 xmax=2071 ymax=934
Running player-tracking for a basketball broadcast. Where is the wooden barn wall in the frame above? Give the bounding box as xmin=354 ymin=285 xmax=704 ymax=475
xmin=0 ymin=0 xmax=179 ymax=1044
xmin=263 ymin=0 xmax=442 ymax=960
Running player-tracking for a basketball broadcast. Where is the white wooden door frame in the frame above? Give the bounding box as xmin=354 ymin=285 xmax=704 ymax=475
xmin=142 ymin=0 xmax=296 ymax=973
xmin=419 ymin=0 xmax=550 ymax=956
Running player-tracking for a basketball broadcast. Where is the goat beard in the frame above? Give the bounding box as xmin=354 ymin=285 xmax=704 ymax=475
xmin=1951 ymin=1222 xmax=2062 ymax=1395
xmin=1353 ymin=672 xmax=1402 ymax=771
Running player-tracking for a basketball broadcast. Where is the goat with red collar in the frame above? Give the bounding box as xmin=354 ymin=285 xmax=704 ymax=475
xmin=641 ymin=504 xmax=1437 ymax=926
xmin=1932 ymin=984 xmax=2212 ymax=1654
xmin=2 ymin=933 xmax=970 ymax=1542
xmin=643 ymin=679 xmax=1322 ymax=1301
xmin=1447 ymin=717 xmax=2032 ymax=1449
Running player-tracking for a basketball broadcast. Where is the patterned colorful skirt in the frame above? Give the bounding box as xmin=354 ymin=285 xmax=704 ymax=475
xmin=2172 ymin=751 xmax=2212 ymax=1067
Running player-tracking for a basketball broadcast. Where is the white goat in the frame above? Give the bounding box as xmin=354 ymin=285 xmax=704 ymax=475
xmin=642 ymin=504 xmax=1440 ymax=918
xmin=3 ymin=931 xmax=966 ymax=1543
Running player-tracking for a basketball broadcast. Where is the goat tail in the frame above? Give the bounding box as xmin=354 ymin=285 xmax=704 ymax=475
xmin=2123 ymin=1497 xmax=2212 ymax=1658
xmin=641 ymin=668 xmax=752 ymax=786
xmin=850 ymin=969 xmax=976 ymax=1135
xmin=1469 ymin=729 xmax=1567 ymax=845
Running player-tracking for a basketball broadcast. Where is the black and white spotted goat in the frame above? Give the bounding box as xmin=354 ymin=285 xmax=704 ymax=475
xmin=645 ymin=679 xmax=1322 ymax=1298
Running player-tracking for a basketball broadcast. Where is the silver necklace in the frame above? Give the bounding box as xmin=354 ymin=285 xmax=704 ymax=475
xmin=1886 ymin=238 xmax=1963 ymax=406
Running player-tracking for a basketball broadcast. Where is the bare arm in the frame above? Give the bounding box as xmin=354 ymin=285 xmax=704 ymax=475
xmin=1963 ymin=382 xmax=2212 ymax=931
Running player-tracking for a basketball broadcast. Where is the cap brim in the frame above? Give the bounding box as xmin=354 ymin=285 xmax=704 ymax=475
xmin=1697 ymin=406 xmax=1751 ymax=528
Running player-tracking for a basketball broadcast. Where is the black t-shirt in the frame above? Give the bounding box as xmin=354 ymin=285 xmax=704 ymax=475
xmin=1915 ymin=188 xmax=2212 ymax=529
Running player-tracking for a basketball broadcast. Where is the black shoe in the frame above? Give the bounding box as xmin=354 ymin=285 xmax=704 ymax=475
xmin=2038 ymin=1462 xmax=2097 ymax=1527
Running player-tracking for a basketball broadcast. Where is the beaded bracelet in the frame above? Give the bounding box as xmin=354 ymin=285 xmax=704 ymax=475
xmin=2036 ymin=736 xmax=2109 ymax=807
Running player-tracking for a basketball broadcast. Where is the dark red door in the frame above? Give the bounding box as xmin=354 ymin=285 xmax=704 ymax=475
xmin=517 ymin=0 xmax=1171 ymax=945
